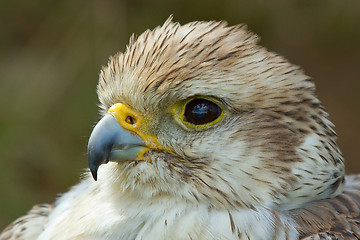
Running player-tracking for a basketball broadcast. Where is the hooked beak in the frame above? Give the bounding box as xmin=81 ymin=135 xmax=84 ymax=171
xmin=87 ymin=114 xmax=147 ymax=180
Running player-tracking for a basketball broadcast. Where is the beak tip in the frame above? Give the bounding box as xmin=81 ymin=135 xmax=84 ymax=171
xmin=88 ymin=151 xmax=110 ymax=181
xmin=88 ymin=149 xmax=110 ymax=181
xmin=91 ymin=169 xmax=98 ymax=181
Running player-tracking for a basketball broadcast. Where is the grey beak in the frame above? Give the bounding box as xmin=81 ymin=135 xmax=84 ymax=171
xmin=87 ymin=114 xmax=146 ymax=180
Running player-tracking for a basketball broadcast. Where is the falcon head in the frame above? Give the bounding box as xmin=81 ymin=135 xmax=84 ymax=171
xmin=87 ymin=17 xmax=344 ymax=210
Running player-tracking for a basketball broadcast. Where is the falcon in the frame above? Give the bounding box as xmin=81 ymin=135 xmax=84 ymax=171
xmin=1 ymin=17 xmax=360 ymax=240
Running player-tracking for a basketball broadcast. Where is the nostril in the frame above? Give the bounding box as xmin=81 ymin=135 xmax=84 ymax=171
xmin=125 ymin=116 xmax=136 ymax=125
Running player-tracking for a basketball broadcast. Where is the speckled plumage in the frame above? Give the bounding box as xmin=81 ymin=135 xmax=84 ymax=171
xmin=1 ymin=17 xmax=359 ymax=240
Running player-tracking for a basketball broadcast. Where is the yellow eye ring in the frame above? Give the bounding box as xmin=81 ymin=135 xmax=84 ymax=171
xmin=171 ymin=96 xmax=225 ymax=130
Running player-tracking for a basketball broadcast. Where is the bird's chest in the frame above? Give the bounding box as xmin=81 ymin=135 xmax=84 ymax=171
xmin=78 ymin=203 xmax=289 ymax=240
xmin=94 ymin=203 xmax=217 ymax=240
xmin=40 ymin=192 xmax=297 ymax=240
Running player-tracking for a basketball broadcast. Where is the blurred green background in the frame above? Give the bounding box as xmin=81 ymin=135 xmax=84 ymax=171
xmin=0 ymin=0 xmax=359 ymax=229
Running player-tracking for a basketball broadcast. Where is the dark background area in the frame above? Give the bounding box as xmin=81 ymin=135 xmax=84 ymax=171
xmin=0 ymin=0 xmax=359 ymax=229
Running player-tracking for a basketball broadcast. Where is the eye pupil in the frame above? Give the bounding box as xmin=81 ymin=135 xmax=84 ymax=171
xmin=184 ymin=99 xmax=222 ymax=125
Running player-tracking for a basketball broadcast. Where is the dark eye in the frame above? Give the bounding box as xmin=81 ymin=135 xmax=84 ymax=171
xmin=183 ymin=98 xmax=222 ymax=125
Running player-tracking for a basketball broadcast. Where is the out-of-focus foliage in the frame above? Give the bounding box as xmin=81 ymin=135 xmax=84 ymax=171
xmin=0 ymin=0 xmax=359 ymax=229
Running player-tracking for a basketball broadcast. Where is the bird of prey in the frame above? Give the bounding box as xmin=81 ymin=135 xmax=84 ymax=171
xmin=1 ymin=17 xmax=360 ymax=240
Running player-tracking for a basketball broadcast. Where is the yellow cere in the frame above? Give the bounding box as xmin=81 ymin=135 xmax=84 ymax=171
xmin=107 ymin=103 xmax=171 ymax=160
xmin=170 ymin=96 xmax=225 ymax=130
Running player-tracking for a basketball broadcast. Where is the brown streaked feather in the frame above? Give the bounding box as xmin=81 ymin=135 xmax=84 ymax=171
xmin=0 ymin=204 xmax=52 ymax=240
xmin=290 ymin=175 xmax=360 ymax=239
